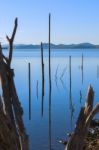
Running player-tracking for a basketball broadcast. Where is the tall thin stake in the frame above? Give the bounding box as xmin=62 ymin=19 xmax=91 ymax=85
xmin=82 ymin=53 xmax=84 ymax=84
xmin=69 ymin=56 xmax=74 ymax=129
xmin=48 ymin=13 xmax=52 ymax=150
xmin=69 ymin=56 xmax=71 ymax=95
xmin=28 ymin=63 xmax=31 ymax=120
xmin=41 ymin=42 xmax=44 ymax=96
xmin=41 ymin=42 xmax=44 ymax=116
xmin=49 ymin=13 xmax=51 ymax=91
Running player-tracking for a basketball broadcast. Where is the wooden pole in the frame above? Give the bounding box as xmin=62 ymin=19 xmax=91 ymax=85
xmin=41 ymin=42 xmax=44 ymax=95
xmin=48 ymin=13 xmax=52 ymax=150
xmin=69 ymin=56 xmax=72 ymax=126
xmin=69 ymin=56 xmax=74 ymax=128
xmin=69 ymin=56 xmax=71 ymax=93
xmin=28 ymin=63 xmax=31 ymax=120
xmin=82 ymin=53 xmax=83 ymax=84
xmin=41 ymin=42 xmax=44 ymax=116
xmin=49 ymin=13 xmax=51 ymax=92
xmin=41 ymin=42 xmax=44 ymax=90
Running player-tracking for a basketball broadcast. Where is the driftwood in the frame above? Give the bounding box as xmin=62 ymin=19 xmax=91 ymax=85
xmin=65 ymin=85 xmax=99 ymax=150
xmin=0 ymin=18 xmax=28 ymax=150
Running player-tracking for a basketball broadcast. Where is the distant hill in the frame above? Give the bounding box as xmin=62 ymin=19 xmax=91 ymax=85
xmin=3 ymin=43 xmax=99 ymax=49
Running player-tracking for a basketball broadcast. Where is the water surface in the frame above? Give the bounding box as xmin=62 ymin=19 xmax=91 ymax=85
xmin=6 ymin=48 xmax=99 ymax=150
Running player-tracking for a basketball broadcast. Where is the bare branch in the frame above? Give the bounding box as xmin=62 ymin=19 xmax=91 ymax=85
xmin=6 ymin=18 xmax=18 ymax=66
xmin=6 ymin=35 xmax=10 ymax=42
xmin=11 ymin=18 xmax=18 ymax=43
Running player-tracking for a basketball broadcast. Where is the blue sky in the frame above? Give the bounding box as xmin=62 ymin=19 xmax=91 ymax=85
xmin=0 ymin=0 xmax=99 ymax=44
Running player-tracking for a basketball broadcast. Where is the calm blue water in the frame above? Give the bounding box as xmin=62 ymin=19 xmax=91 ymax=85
xmin=5 ymin=49 xmax=99 ymax=150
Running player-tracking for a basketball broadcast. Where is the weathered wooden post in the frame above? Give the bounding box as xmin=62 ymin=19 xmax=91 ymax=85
xmin=49 ymin=13 xmax=51 ymax=92
xmin=41 ymin=42 xmax=44 ymax=96
xmin=48 ymin=13 xmax=52 ymax=150
xmin=41 ymin=42 xmax=44 ymax=116
xmin=69 ymin=56 xmax=71 ymax=95
xmin=28 ymin=62 xmax=31 ymax=120
xmin=82 ymin=53 xmax=84 ymax=84
xmin=69 ymin=56 xmax=74 ymax=127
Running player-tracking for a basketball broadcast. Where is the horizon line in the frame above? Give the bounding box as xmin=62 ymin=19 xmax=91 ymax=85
xmin=2 ymin=42 xmax=99 ymax=46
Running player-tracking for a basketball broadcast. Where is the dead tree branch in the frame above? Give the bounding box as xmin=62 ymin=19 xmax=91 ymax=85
xmin=6 ymin=18 xmax=18 ymax=66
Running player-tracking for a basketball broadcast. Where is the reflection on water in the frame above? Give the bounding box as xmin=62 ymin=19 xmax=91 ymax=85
xmin=9 ymin=49 xmax=99 ymax=150
xmin=48 ymin=78 xmax=52 ymax=150
xmin=97 ymin=65 xmax=99 ymax=79
xmin=55 ymin=64 xmax=59 ymax=90
xmin=36 ymin=80 xmax=38 ymax=100
xmin=79 ymin=90 xmax=82 ymax=104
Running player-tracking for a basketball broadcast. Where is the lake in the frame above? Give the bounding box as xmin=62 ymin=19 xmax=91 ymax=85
xmin=5 ymin=48 xmax=99 ymax=150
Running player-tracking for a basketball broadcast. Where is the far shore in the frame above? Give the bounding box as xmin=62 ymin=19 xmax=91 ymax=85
xmin=2 ymin=43 xmax=99 ymax=50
